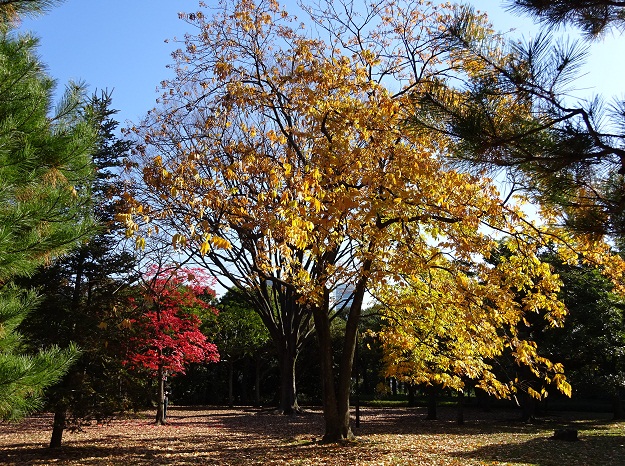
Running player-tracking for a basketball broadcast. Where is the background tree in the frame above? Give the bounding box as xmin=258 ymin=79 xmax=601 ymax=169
xmin=378 ymin=244 xmax=570 ymax=412
xmin=120 ymin=0 xmax=614 ymax=441
xmin=532 ymin=253 xmax=625 ymax=419
xmin=0 ymin=1 xmax=97 ymax=420
xmin=124 ymin=265 xmax=219 ymax=425
xmin=207 ymin=288 xmax=271 ymax=406
xmin=18 ymin=93 xmax=143 ymax=447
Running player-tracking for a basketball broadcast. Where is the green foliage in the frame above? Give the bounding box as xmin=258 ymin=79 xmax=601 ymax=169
xmin=409 ymin=5 xmax=625 ymax=236
xmin=18 ymin=94 xmax=144 ymax=427
xmin=0 ymin=0 xmax=64 ymax=25
xmin=210 ymin=288 xmax=271 ymax=361
xmin=509 ymin=0 xmax=625 ymax=38
xmin=0 ymin=9 xmax=97 ymax=420
xmin=535 ymin=255 xmax=625 ymax=400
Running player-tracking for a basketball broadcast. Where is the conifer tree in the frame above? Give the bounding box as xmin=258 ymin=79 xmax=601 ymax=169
xmin=508 ymin=0 xmax=625 ymax=38
xmin=0 ymin=1 xmax=97 ymax=420
xmin=19 ymin=94 xmax=142 ymax=447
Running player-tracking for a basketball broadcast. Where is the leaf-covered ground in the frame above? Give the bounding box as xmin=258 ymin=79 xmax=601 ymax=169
xmin=1 ymin=406 xmax=623 ymax=465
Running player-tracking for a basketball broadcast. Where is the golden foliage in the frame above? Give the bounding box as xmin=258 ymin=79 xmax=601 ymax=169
xmin=119 ymin=0 xmax=619 ymax=401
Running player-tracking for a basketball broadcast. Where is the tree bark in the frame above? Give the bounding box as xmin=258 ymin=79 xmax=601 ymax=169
xmin=49 ymin=408 xmax=66 ymax=448
xmin=313 ymin=264 xmax=370 ymax=442
xmin=155 ymin=365 xmax=166 ymax=425
xmin=612 ymin=394 xmax=624 ymax=420
xmin=426 ymin=386 xmax=437 ymax=420
xmin=312 ymin=301 xmax=343 ymax=441
xmin=278 ymin=342 xmax=299 ymax=414
xmin=254 ymin=355 xmax=261 ymax=406
xmin=457 ymin=390 xmax=464 ymax=425
xmin=228 ymin=359 xmax=234 ymax=407
xmin=520 ymin=391 xmax=536 ymax=423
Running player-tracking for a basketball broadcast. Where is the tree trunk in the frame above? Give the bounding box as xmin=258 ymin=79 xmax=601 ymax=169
xmin=426 ymin=386 xmax=437 ymax=420
xmin=407 ymin=383 xmax=416 ymax=407
xmin=520 ymin=391 xmax=536 ymax=423
xmin=312 ymin=302 xmax=344 ymax=442
xmin=228 ymin=359 xmax=234 ymax=407
xmin=457 ymin=390 xmax=464 ymax=425
xmin=49 ymin=408 xmax=66 ymax=448
xmin=254 ymin=354 xmax=261 ymax=406
xmin=278 ymin=344 xmax=299 ymax=414
xmin=155 ymin=365 xmax=166 ymax=425
xmin=612 ymin=394 xmax=624 ymax=420
xmin=312 ymin=267 xmax=369 ymax=442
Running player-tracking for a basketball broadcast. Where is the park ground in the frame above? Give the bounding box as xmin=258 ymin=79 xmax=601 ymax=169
xmin=1 ymin=406 xmax=624 ymax=465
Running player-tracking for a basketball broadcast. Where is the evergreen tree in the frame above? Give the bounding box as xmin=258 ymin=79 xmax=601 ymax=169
xmin=409 ymin=6 xmax=625 ymax=236
xmin=210 ymin=288 xmax=271 ymax=406
xmin=0 ymin=1 xmax=97 ymax=420
xmin=19 ymin=94 xmax=142 ymax=447
xmin=508 ymin=0 xmax=625 ymax=38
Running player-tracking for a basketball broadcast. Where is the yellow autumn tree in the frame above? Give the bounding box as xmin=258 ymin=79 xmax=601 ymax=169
xmin=376 ymin=240 xmax=571 ymax=403
xmin=119 ymin=0 xmax=616 ymax=441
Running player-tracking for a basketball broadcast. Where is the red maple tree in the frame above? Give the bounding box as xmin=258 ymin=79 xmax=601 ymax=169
xmin=124 ymin=265 xmax=219 ymax=423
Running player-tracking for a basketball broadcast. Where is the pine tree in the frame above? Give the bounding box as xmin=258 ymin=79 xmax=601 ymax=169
xmin=0 ymin=2 xmax=97 ymax=420
xmin=19 ymin=94 xmax=142 ymax=446
xmin=509 ymin=0 xmax=625 ymax=38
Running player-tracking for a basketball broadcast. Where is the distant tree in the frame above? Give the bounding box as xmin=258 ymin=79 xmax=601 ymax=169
xmin=208 ymin=288 xmax=271 ymax=406
xmin=0 ymin=2 xmax=97 ymax=420
xmin=535 ymin=255 xmax=625 ymax=419
xmin=19 ymin=94 xmax=143 ymax=447
xmin=124 ymin=266 xmax=220 ymax=424
xmin=508 ymin=0 xmax=625 ymax=38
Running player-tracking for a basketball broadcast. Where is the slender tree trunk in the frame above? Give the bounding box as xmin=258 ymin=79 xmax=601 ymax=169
xmin=407 ymin=383 xmax=416 ymax=407
xmin=49 ymin=408 xmax=67 ymax=448
xmin=520 ymin=391 xmax=536 ymax=423
xmin=255 ymin=355 xmax=261 ymax=406
xmin=228 ymin=359 xmax=234 ymax=407
xmin=155 ymin=365 xmax=166 ymax=425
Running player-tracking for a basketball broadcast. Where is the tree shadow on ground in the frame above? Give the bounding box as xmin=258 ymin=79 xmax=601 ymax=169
xmin=454 ymin=431 xmax=625 ymax=466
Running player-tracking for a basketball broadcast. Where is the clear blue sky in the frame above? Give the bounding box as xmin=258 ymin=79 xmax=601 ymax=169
xmin=18 ymin=0 xmax=625 ymax=130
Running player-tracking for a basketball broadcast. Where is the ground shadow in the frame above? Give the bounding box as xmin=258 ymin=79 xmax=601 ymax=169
xmin=454 ymin=431 xmax=625 ymax=466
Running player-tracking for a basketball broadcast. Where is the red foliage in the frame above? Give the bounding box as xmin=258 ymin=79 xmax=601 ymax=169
xmin=124 ymin=266 xmax=219 ymax=376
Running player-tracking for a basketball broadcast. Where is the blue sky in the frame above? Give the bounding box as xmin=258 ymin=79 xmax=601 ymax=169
xmin=18 ymin=0 xmax=625 ymax=130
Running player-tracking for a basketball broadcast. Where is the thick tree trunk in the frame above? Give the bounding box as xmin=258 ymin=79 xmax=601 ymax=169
xmin=155 ymin=366 xmax=166 ymax=425
xmin=312 ymin=302 xmax=343 ymax=442
xmin=49 ymin=408 xmax=66 ymax=448
xmin=313 ymin=267 xmax=369 ymax=442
